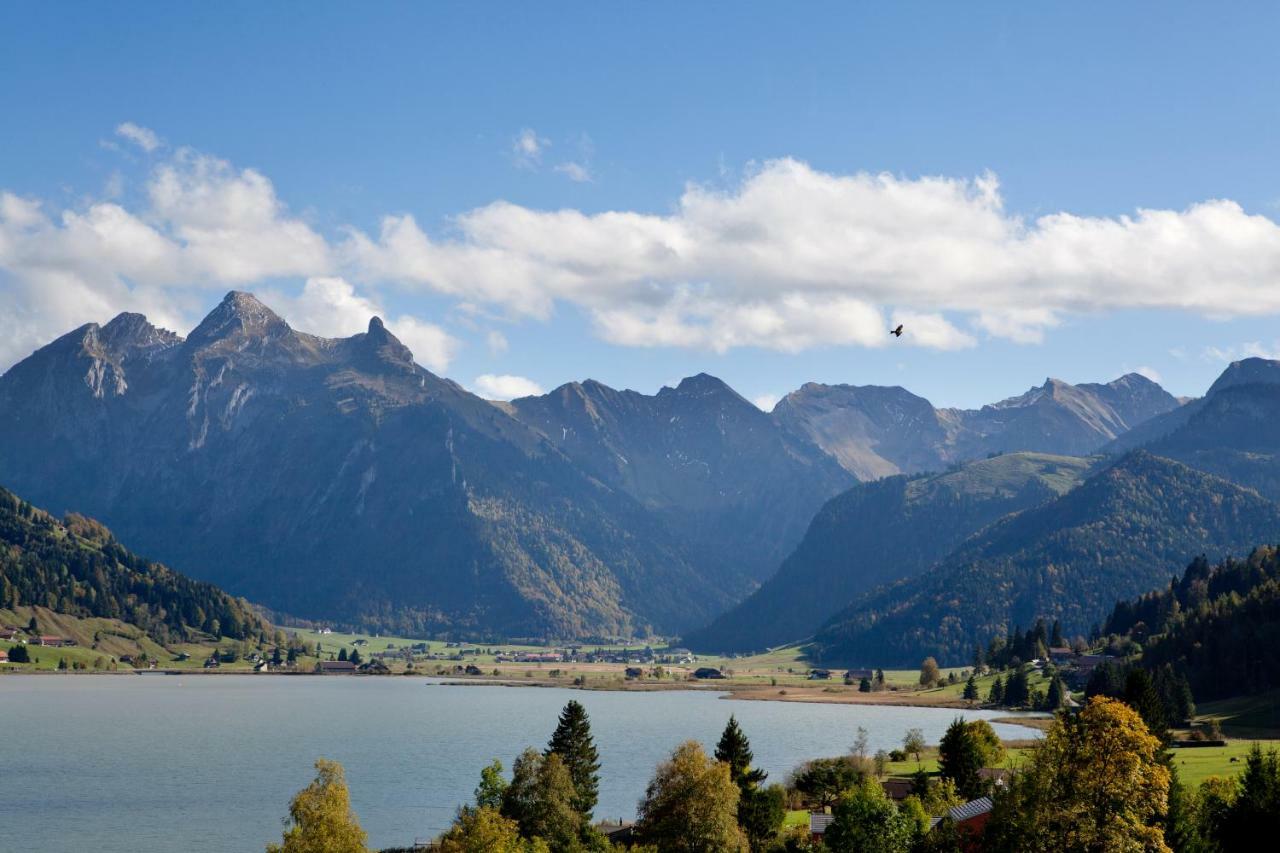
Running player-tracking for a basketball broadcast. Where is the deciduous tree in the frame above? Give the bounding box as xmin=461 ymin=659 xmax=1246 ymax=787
xmin=635 ymin=741 xmax=748 ymax=852
xmin=267 ymin=758 xmax=368 ymax=853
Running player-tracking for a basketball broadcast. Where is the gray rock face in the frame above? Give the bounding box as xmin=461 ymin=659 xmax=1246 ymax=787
xmin=776 ymin=373 xmax=1179 ymax=478
xmin=505 ymin=374 xmax=854 ymax=584
xmin=0 ymin=292 xmax=736 ymax=638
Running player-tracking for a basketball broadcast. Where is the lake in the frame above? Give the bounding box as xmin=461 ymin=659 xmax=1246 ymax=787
xmin=0 ymin=676 xmax=1042 ymax=851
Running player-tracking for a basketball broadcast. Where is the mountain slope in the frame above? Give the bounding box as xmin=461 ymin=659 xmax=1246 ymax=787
xmin=684 ymin=452 xmax=1094 ymax=652
xmin=775 ymin=373 xmax=1178 ymax=479
xmin=0 ymin=293 xmax=730 ymax=638
xmin=504 ymin=376 xmax=853 ymax=585
xmin=810 ymin=452 xmax=1280 ymax=666
xmin=0 ymin=484 xmax=264 ymax=643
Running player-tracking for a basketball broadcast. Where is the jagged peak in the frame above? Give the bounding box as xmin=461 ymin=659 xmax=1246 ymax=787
xmin=353 ymin=314 xmax=415 ymax=367
xmin=187 ymin=291 xmax=288 ymax=346
xmin=672 ymin=372 xmax=734 ymax=395
xmin=100 ymin=312 xmax=182 ymax=352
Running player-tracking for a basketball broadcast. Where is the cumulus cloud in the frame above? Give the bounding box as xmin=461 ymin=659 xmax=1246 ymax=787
xmin=512 ymin=128 xmax=549 ymax=168
xmin=473 ymin=373 xmax=544 ymax=400
xmin=344 ymin=158 xmax=1280 ymax=354
xmin=10 ymin=136 xmax=1280 ymax=373
xmin=1202 ymin=341 xmax=1280 ymax=363
xmin=263 ymin=277 xmax=459 ymax=372
xmin=116 ymin=122 xmax=161 ymax=152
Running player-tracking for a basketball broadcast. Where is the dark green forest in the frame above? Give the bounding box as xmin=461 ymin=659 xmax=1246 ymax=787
xmin=1104 ymin=546 xmax=1280 ymax=701
xmin=810 ymin=453 xmax=1280 ymax=666
xmin=0 ymin=485 xmax=264 ymax=643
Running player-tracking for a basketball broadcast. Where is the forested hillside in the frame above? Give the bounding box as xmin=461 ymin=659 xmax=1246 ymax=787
xmin=0 ymin=485 xmax=264 ymax=643
xmin=1104 ymin=546 xmax=1280 ymax=701
xmin=810 ymin=452 xmax=1280 ymax=666
xmin=684 ymin=452 xmax=1094 ymax=652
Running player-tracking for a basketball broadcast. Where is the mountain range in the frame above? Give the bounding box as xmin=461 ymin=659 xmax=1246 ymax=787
xmin=0 ymin=290 xmax=1259 ymax=644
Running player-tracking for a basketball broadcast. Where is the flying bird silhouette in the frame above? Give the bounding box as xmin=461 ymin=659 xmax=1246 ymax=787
xmin=890 ymin=324 xmax=904 ymax=338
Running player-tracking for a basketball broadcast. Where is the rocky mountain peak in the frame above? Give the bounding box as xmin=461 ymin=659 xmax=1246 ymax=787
xmin=99 ymin=312 xmax=182 ymax=355
xmin=1207 ymin=357 xmax=1280 ymax=396
xmin=187 ymin=291 xmax=288 ymax=347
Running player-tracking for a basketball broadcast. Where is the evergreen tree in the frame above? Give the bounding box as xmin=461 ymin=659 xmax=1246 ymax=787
xmin=545 ymin=700 xmax=601 ymax=818
xmin=859 ymin=677 xmax=872 ymax=693
xmin=963 ymin=675 xmax=979 ymax=701
xmin=8 ymin=644 xmax=30 ymax=663
xmin=1004 ymin=666 xmax=1030 ymax=708
xmin=1123 ymin=669 xmax=1169 ymax=743
xmin=349 ymin=648 xmax=362 ymax=666
xmin=338 ymin=647 xmax=348 ymax=662
xmin=938 ymin=718 xmax=985 ymax=800
xmin=1050 ymin=619 xmax=1064 ymax=648
xmin=988 ymin=675 xmax=1004 ymax=705
xmin=1215 ymin=744 xmax=1280 ymax=849
xmin=716 ymin=716 xmax=765 ymax=788
xmin=1045 ymin=676 xmax=1065 ymax=711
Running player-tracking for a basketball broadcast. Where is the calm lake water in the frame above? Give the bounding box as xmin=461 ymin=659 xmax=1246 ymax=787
xmin=1 ymin=676 xmax=1042 ymax=852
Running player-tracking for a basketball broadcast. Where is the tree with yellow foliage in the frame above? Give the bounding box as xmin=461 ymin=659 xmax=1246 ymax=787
xmin=635 ymin=741 xmax=749 ymax=852
xmin=267 ymin=758 xmax=369 ymax=853
xmin=436 ymin=806 xmax=549 ymax=853
xmin=986 ymin=696 xmax=1171 ymax=852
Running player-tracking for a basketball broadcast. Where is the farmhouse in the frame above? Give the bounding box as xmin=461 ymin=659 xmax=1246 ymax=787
xmin=0 ymin=649 xmax=8 ymax=663
xmin=35 ymin=635 xmax=72 ymax=647
xmin=317 ymin=660 xmax=357 ymax=673
xmin=693 ymin=667 xmax=725 ymax=679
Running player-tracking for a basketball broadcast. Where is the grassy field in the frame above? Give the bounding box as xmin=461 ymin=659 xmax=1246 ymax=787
xmin=1197 ymin=690 xmax=1280 ymax=738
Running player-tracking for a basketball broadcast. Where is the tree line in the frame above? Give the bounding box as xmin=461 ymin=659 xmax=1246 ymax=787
xmin=0 ymin=486 xmax=264 ymax=642
xmin=262 ymin=694 xmax=1280 ymax=852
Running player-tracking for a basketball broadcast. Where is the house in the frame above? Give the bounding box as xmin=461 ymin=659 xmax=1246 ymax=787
xmin=1048 ymin=646 xmax=1074 ymax=663
xmin=844 ymin=668 xmax=874 ymax=682
xmin=317 ymin=660 xmax=357 ymax=673
xmin=693 ymin=667 xmax=725 ymax=679
xmin=977 ymin=768 xmax=1011 ymax=789
xmin=881 ymin=778 xmax=916 ymax=801
xmin=318 ymin=627 xmax=333 ymax=635
xmin=0 ymin=649 xmax=7 ymax=663
xmin=0 ymin=628 xmax=18 ymax=640
xmin=624 ymin=667 xmax=644 ymax=679
xmin=35 ymin=635 xmax=71 ymax=647
xmin=808 ymin=668 xmax=832 ymax=680
xmin=929 ymin=796 xmax=994 ymax=847
xmin=204 ymin=655 xmax=220 ymax=668
xmin=254 ymin=660 xmax=271 ymax=672
xmin=597 ymin=821 xmax=635 ymax=844
xmin=358 ymin=659 xmax=390 ymax=674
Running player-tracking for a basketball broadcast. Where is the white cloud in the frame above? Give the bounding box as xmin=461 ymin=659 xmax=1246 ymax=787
xmin=344 ymin=158 xmax=1280 ymax=354
xmin=752 ymin=393 xmax=780 ymax=412
xmin=555 ymin=162 xmax=592 ymax=183
xmin=511 ymin=128 xmax=549 ymax=169
xmin=1132 ymin=365 xmax=1162 ymax=382
xmin=12 ymin=137 xmax=1280 ymax=373
xmin=116 ymin=122 xmax=161 ymax=153
xmin=486 ymin=329 xmax=509 ymax=356
xmin=264 ymin=277 xmax=459 ymax=372
xmin=473 ymin=373 xmax=544 ymax=400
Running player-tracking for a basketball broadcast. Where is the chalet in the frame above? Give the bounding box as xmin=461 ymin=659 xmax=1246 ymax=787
xmin=929 ymin=796 xmax=994 ymax=845
xmin=1048 ymin=646 xmax=1074 ymax=663
xmin=0 ymin=628 xmax=19 ymax=640
xmin=317 ymin=660 xmax=357 ymax=673
xmin=36 ymin=636 xmax=72 ymax=647
xmin=318 ymin=627 xmax=333 ymax=635
xmin=204 ymin=655 xmax=220 ymax=668
xmin=808 ymin=669 xmax=832 ymax=680
xmin=693 ymin=667 xmax=725 ymax=679
xmin=358 ymin=659 xmax=390 ymax=674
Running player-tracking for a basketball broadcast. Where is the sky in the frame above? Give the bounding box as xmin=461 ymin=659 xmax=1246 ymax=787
xmin=3 ymin=3 xmax=1280 ymax=408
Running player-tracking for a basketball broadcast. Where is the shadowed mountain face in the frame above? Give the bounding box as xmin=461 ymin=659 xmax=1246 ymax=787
xmin=775 ymin=373 xmax=1179 ymax=479
xmin=503 ymin=376 xmax=854 ymax=585
xmin=683 ymin=452 xmax=1096 ymax=653
xmin=810 ymin=452 xmax=1280 ymax=667
xmin=0 ymin=292 xmax=743 ymax=638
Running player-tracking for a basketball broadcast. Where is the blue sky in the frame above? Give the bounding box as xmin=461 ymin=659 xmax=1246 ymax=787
xmin=3 ymin=3 xmax=1280 ymax=407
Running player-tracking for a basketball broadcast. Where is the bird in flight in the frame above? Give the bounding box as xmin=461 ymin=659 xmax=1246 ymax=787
xmin=890 ymin=324 xmax=904 ymax=338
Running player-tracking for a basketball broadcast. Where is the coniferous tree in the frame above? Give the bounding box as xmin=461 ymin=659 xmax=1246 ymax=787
xmin=716 ymin=717 xmax=781 ymax=848
xmin=1004 ymin=666 xmax=1030 ymax=708
xmin=716 ymin=716 xmax=765 ymax=788
xmin=938 ymin=718 xmax=985 ymax=800
xmin=545 ymin=700 xmax=601 ymax=818
xmin=338 ymin=647 xmax=348 ymax=662
xmin=1215 ymin=744 xmax=1280 ymax=849
xmin=988 ymin=675 xmax=1004 ymax=705
xmin=963 ymin=675 xmax=979 ymax=701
